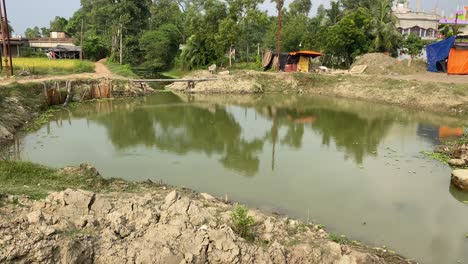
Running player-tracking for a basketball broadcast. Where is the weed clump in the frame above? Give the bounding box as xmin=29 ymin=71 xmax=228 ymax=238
xmin=231 ymin=204 xmax=255 ymax=241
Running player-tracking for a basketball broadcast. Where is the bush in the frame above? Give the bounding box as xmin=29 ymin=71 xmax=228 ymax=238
xmin=231 ymin=204 xmax=255 ymax=240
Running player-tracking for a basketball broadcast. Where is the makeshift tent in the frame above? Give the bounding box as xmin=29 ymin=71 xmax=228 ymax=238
xmin=426 ymin=36 xmax=456 ymax=72
xmin=262 ymin=50 xmax=322 ymax=72
xmin=447 ymin=47 xmax=468 ymax=74
xmin=285 ymin=51 xmax=322 ymax=73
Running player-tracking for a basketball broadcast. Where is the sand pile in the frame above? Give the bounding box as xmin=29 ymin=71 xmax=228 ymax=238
xmin=353 ymin=53 xmax=426 ymax=75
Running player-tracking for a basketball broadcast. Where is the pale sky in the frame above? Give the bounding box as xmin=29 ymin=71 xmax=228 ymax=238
xmin=7 ymin=0 xmax=464 ymax=36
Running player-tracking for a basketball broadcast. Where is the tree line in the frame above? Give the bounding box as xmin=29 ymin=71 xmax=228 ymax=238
xmin=23 ymin=0 xmax=426 ymax=70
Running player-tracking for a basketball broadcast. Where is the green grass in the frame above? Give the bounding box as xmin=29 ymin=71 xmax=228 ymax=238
xmin=328 ymin=233 xmax=350 ymax=244
xmin=421 ymin=151 xmax=451 ymax=164
xmin=229 ymin=62 xmax=262 ymax=71
xmin=0 ymin=161 xmax=110 ymax=200
xmin=161 ymin=68 xmax=190 ymax=79
xmin=12 ymin=57 xmax=95 ymax=76
xmin=104 ymin=60 xmax=138 ymax=78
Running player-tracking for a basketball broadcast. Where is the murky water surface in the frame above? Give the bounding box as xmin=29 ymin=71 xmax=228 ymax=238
xmin=4 ymin=93 xmax=468 ymax=264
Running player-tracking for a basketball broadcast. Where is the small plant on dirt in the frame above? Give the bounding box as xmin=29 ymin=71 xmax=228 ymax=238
xmin=328 ymin=233 xmax=350 ymax=244
xmin=231 ymin=204 xmax=255 ymax=241
xmin=420 ymin=151 xmax=451 ymax=164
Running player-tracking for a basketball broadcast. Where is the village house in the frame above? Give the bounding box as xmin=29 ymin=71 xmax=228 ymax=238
xmin=0 ymin=31 xmax=81 ymax=59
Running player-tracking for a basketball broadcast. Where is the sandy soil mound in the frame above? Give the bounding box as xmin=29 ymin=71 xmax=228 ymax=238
xmin=353 ymin=53 xmax=426 ymax=75
xmin=168 ymin=70 xmax=299 ymax=94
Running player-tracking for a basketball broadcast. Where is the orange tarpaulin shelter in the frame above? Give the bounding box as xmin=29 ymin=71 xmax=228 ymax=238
xmin=448 ymin=48 xmax=468 ymax=75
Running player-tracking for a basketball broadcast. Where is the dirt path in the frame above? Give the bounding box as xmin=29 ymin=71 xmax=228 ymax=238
xmin=0 ymin=59 xmax=122 ymax=87
xmin=95 ymin=58 xmax=112 ymax=75
xmin=385 ymin=72 xmax=468 ymax=84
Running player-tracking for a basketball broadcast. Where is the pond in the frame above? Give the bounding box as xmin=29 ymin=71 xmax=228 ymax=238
xmin=3 ymin=92 xmax=468 ymax=264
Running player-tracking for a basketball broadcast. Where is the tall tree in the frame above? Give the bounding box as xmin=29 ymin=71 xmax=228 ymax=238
xmin=369 ymin=0 xmax=401 ymax=52
xmin=49 ymin=16 xmax=69 ymax=32
xmin=24 ymin=26 xmax=41 ymax=39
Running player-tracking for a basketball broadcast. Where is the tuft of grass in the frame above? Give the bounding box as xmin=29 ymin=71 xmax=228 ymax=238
xmin=328 ymin=233 xmax=350 ymax=244
xmin=231 ymin=204 xmax=256 ymax=241
xmin=421 ymin=151 xmax=451 ymax=164
xmin=12 ymin=58 xmax=95 ymax=76
xmin=161 ymin=68 xmax=190 ymax=79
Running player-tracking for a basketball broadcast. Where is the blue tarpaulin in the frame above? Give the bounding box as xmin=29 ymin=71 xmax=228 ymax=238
xmin=426 ymin=36 xmax=456 ymax=72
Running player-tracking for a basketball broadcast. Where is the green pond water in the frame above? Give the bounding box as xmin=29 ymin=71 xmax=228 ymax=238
xmin=4 ymin=92 xmax=468 ymax=264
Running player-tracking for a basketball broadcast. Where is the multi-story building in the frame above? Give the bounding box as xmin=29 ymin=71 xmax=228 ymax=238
xmin=392 ymin=1 xmax=440 ymax=40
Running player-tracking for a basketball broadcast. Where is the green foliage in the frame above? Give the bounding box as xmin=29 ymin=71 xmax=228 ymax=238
xmin=82 ymin=32 xmax=109 ymax=61
xmin=105 ymin=61 xmax=138 ymax=78
xmin=22 ymin=0 xmax=402 ymax=70
xmin=323 ymin=8 xmax=373 ymax=66
xmin=49 ymin=16 xmax=69 ymax=32
xmin=421 ymin=151 xmax=451 ymax=164
xmin=402 ymin=34 xmax=425 ymax=59
xmin=140 ymin=24 xmax=181 ymax=71
xmin=24 ymin=26 xmax=41 ymax=39
xmin=231 ymin=204 xmax=255 ymax=240
xmin=369 ymin=0 xmax=401 ymax=52
xmin=329 ymin=233 xmax=351 ymax=244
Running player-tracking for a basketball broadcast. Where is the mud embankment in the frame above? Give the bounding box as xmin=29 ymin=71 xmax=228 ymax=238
xmin=0 ymin=164 xmax=414 ymax=264
xmin=0 ymin=78 xmax=153 ymax=148
xmin=168 ymin=71 xmax=468 ymax=115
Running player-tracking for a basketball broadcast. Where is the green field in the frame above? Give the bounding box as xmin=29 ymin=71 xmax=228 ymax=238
xmin=11 ymin=58 xmax=95 ymax=76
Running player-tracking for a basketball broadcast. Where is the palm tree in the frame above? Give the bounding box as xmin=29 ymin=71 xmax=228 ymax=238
xmin=325 ymin=1 xmax=342 ymax=25
xmin=369 ymin=0 xmax=401 ymax=52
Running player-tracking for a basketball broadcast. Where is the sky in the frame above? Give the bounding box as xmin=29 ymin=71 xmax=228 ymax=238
xmin=6 ymin=0 xmax=466 ymax=36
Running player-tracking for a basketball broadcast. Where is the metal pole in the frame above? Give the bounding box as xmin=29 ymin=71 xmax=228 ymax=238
xmin=2 ymin=0 xmax=12 ymax=76
xmin=0 ymin=1 xmax=8 ymax=77
xmin=276 ymin=0 xmax=282 ymax=72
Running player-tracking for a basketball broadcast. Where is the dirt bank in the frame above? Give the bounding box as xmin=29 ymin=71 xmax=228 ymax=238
xmin=0 ymin=163 xmax=414 ymax=264
xmin=168 ymin=71 xmax=468 ymax=115
xmin=0 ymin=79 xmax=153 ymax=148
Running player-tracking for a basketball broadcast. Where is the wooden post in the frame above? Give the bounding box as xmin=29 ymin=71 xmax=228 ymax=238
xmin=0 ymin=2 xmax=8 ymax=77
xmin=63 ymin=81 xmax=72 ymax=107
xmin=229 ymin=46 xmax=232 ymax=67
xmin=2 ymin=0 xmax=13 ymax=76
xmin=56 ymin=82 xmax=62 ymax=104
xmin=119 ymin=23 xmax=123 ymax=65
xmin=43 ymin=83 xmax=50 ymax=106
xmin=80 ymin=18 xmax=84 ymax=60
xmin=276 ymin=0 xmax=282 ymax=72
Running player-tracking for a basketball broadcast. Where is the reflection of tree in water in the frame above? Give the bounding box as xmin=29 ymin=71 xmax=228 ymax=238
xmin=262 ymin=106 xmax=392 ymax=164
xmin=311 ymin=109 xmax=392 ymax=164
xmin=93 ymin=94 xmax=263 ymax=176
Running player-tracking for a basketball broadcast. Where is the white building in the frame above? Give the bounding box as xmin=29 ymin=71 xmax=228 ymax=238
xmin=392 ymin=2 xmax=440 ymax=40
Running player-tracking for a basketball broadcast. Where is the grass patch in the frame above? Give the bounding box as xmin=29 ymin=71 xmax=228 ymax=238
xmin=328 ymin=233 xmax=350 ymax=244
xmin=105 ymin=61 xmax=138 ymax=78
xmin=161 ymin=68 xmax=190 ymax=79
xmin=230 ymin=62 xmax=261 ymax=71
xmin=0 ymin=161 xmax=111 ymax=200
xmin=421 ymin=151 xmax=451 ymax=164
xmin=12 ymin=58 xmax=95 ymax=76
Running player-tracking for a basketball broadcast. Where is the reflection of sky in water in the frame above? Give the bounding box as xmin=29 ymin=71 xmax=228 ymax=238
xmin=5 ymin=93 xmax=468 ymax=264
